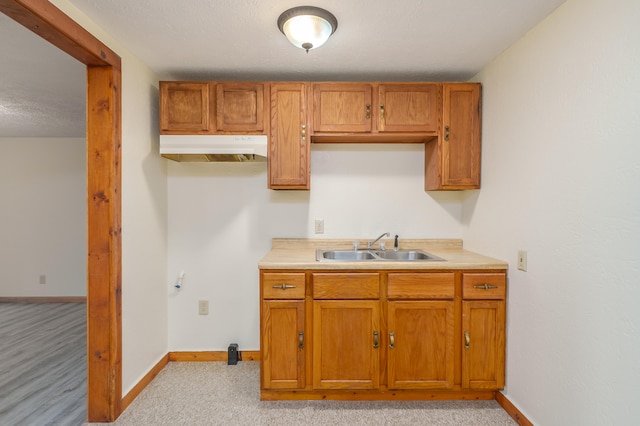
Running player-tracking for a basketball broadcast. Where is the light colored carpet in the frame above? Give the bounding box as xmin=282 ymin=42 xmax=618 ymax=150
xmin=88 ymin=362 xmax=516 ymax=425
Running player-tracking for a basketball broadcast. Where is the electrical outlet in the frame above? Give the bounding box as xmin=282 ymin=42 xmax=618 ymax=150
xmin=198 ymin=300 xmax=209 ymax=315
xmin=314 ymin=219 xmax=324 ymax=234
xmin=518 ymin=250 xmax=528 ymax=272
xmin=39 ymin=274 xmax=46 ymax=285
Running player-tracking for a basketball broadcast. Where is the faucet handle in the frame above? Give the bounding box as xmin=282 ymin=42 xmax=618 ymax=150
xmin=379 ymin=242 xmax=386 ymax=251
xmin=353 ymin=241 xmax=360 ymax=251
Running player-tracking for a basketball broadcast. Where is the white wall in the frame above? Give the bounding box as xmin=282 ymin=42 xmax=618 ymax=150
xmin=464 ymin=0 xmax=640 ymax=424
xmin=0 ymin=137 xmax=86 ymax=297
xmin=167 ymin=144 xmax=464 ymax=350
xmin=52 ymin=0 xmax=169 ymax=396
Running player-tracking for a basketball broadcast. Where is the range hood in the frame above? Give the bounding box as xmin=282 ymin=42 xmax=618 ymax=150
xmin=160 ymin=135 xmax=268 ymax=162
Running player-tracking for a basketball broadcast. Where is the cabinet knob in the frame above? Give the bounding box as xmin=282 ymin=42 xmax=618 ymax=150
xmin=365 ymin=104 xmax=371 ymax=119
xmin=389 ymin=331 xmax=395 ymax=349
xmin=464 ymin=331 xmax=470 ymax=349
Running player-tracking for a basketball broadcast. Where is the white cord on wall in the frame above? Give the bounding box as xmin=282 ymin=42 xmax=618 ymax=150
xmin=175 ymin=271 xmax=185 ymax=289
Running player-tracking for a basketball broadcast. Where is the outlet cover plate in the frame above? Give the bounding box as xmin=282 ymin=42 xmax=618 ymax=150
xmin=198 ymin=300 xmax=209 ymax=315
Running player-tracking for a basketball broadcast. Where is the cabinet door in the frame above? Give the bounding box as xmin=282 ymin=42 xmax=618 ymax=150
xmin=160 ymin=82 xmax=211 ymax=133
xmin=261 ymin=300 xmax=305 ymax=389
xmin=312 ymin=83 xmax=373 ymax=133
xmin=441 ymin=83 xmax=481 ymax=188
xmin=312 ymin=300 xmax=380 ymax=389
xmin=216 ymin=82 xmax=266 ymax=132
xmin=462 ymin=300 xmax=505 ymax=389
xmin=387 ymin=301 xmax=455 ymax=389
xmin=269 ymin=83 xmax=309 ymax=189
xmin=378 ymin=84 xmax=439 ymax=133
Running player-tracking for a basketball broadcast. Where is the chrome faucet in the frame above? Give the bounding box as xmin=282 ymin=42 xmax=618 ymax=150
xmin=367 ymin=232 xmax=390 ymax=249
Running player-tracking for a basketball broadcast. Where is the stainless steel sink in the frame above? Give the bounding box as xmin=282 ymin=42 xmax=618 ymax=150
xmin=316 ymin=249 xmax=444 ymax=262
xmin=373 ymin=250 xmax=441 ymax=261
xmin=318 ymin=250 xmax=377 ymax=261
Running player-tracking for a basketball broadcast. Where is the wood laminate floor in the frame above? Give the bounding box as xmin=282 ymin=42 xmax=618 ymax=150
xmin=0 ymin=302 xmax=86 ymax=425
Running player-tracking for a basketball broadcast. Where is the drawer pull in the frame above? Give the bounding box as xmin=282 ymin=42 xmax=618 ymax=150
xmin=373 ymin=331 xmax=379 ymax=349
xmin=473 ymin=284 xmax=499 ymax=290
xmin=272 ymin=284 xmax=297 ymax=290
xmin=365 ymin=104 xmax=371 ymax=119
xmin=464 ymin=331 xmax=470 ymax=349
xmin=380 ymin=104 xmax=385 ymax=120
xmin=445 ymin=125 xmax=450 ymax=141
xmin=298 ymin=331 xmax=304 ymax=349
xmin=389 ymin=331 xmax=395 ymax=349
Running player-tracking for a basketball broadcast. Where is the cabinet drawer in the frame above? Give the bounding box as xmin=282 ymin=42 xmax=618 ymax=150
xmin=387 ymin=273 xmax=455 ymax=299
xmin=462 ymin=273 xmax=506 ymax=300
xmin=312 ymin=273 xmax=380 ymax=299
xmin=262 ymin=273 xmax=305 ymax=299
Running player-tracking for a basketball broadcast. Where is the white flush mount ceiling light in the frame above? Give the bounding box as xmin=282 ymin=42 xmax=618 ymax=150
xmin=277 ymin=6 xmax=338 ymax=52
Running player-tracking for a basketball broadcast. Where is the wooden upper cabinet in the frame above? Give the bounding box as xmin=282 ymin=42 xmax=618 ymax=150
xmin=160 ymin=81 xmax=268 ymax=134
xmin=160 ymin=82 xmax=211 ymax=133
xmin=425 ymin=83 xmax=481 ymax=190
xmin=269 ymin=83 xmax=309 ymax=190
xmin=159 ymin=80 xmax=482 ymax=191
xmin=312 ymin=83 xmax=373 ymax=133
xmin=216 ymin=82 xmax=267 ymax=132
xmin=378 ymin=83 xmax=439 ymax=133
xmin=311 ymin=83 xmax=440 ymax=142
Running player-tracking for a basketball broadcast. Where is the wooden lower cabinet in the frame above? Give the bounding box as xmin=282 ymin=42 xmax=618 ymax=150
xmin=461 ymin=272 xmax=506 ymax=390
xmin=462 ymin=301 xmax=506 ymax=390
xmin=259 ymin=269 xmax=506 ymax=400
xmin=260 ymin=272 xmax=306 ymax=390
xmin=387 ymin=301 xmax=455 ymax=389
xmin=312 ymin=300 xmax=380 ymax=389
xmin=261 ymin=300 xmax=305 ymax=389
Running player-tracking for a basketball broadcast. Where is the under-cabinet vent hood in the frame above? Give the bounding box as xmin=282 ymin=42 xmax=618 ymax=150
xmin=160 ymin=135 xmax=268 ymax=162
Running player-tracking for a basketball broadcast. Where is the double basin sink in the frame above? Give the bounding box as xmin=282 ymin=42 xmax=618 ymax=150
xmin=316 ymin=249 xmax=444 ymax=262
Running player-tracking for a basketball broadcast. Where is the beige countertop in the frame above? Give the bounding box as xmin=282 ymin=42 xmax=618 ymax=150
xmin=259 ymin=238 xmax=508 ymax=270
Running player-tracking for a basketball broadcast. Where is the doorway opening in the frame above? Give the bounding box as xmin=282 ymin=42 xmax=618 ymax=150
xmin=0 ymin=1 xmax=123 ymax=421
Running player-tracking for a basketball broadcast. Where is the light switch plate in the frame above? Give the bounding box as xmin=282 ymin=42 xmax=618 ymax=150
xmin=517 ymin=250 xmax=528 ymax=271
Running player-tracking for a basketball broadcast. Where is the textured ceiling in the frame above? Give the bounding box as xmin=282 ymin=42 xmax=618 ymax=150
xmin=0 ymin=0 xmax=566 ymax=138
xmin=0 ymin=13 xmax=86 ymax=138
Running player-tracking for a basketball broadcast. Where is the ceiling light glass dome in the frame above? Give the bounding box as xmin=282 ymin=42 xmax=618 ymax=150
xmin=278 ymin=6 xmax=338 ymax=52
